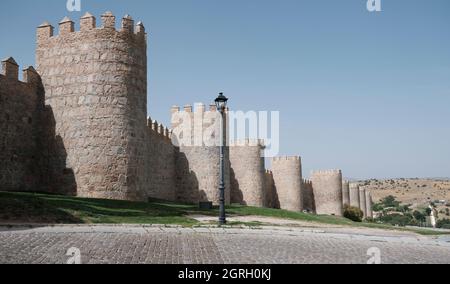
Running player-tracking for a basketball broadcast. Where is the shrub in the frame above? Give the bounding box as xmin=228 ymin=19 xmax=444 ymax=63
xmin=413 ymin=210 xmax=426 ymax=222
xmin=436 ymin=219 xmax=450 ymax=229
xmin=379 ymin=214 xmax=412 ymax=227
xmin=343 ymin=205 xmax=364 ymax=222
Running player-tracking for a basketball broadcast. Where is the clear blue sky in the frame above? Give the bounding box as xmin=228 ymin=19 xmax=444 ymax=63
xmin=1 ymin=0 xmax=449 ymax=179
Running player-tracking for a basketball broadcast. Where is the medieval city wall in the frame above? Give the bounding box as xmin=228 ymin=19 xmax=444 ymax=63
xmin=359 ymin=187 xmax=367 ymax=218
xmin=35 ymin=12 xmax=148 ymax=200
xmin=271 ymin=156 xmax=303 ymax=212
xmin=171 ymin=104 xmax=230 ymax=204
xmin=145 ymin=118 xmax=177 ymax=202
xmin=0 ymin=59 xmax=44 ymax=192
xmin=302 ymin=179 xmax=315 ymax=213
xmin=349 ymin=183 xmax=361 ymax=208
xmin=0 ymin=11 xmax=376 ymax=220
xmin=365 ymin=190 xmax=373 ymax=218
xmin=342 ymin=180 xmax=350 ymax=207
xmin=264 ymin=170 xmax=279 ymax=208
xmin=311 ymin=170 xmax=343 ymax=216
xmin=229 ymin=139 xmax=266 ymax=207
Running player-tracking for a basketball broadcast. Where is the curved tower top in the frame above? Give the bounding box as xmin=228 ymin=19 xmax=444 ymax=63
xmin=35 ymin=12 xmax=148 ymax=200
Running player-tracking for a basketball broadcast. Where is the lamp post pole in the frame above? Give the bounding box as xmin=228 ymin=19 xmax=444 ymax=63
xmin=215 ymin=93 xmax=228 ymax=225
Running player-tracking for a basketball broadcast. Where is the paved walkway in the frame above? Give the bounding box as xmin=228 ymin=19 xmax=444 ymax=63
xmin=0 ymin=225 xmax=449 ymax=264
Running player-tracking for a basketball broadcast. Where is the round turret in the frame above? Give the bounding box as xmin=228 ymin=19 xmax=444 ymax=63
xmin=311 ymin=170 xmax=343 ymax=216
xmin=271 ymin=156 xmax=303 ymax=212
xmin=36 ymin=12 xmax=147 ymax=200
xmin=229 ymin=140 xmax=266 ymax=207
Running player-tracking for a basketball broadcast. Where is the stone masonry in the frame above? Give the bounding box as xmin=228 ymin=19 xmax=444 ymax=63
xmin=0 ymin=11 xmax=372 ymax=218
xmin=342 ymin=180 xmax=350 ymax=207
xmin=0 ymin=59 xmax=44 ymax=192
xmin=311 ymin=170 xmax=343 ymax=216
xmin=36 ymin=12 xmax=148 ymax=200
xmin=365 ymin=190 xmax=373 ymax=219
xmin=229 ymin=140 xmax=266 ymax=207
xmin=359 ymin=187 xmax=367 ymax=218
xmin=349 ymin=183 xmax=361 ymax=208
xmin=270 ymin=157 xmax=303 ymax=212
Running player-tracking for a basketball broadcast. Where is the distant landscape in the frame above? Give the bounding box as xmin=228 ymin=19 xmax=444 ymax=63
xmin=358 ymin=178 xmax=450 ymax=221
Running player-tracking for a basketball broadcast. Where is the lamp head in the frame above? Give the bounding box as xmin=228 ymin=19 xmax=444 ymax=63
xmin=215 ymin=92 xmax=228 ymax=110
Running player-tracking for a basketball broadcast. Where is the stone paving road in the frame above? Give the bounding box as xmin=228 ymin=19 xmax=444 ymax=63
xmin=0 ymin=225 xmax=449 ymax=264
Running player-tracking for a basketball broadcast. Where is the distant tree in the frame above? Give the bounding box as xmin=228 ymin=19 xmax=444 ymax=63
xmin=436 ymin=219 xmax=450 ymax=229
xmin=398 ymin=205 xmax=410 ymax=213
xmin=381 ymin=195 xmax=400 ymax=208
xmin=372 ymin=202 xmax=384 ymax=212
xmin=379 ymin=214 xmax=412 ymax=227
xmin=413 ymin=211 xmax=426 ymax=223
xmin=425 ymin=207 xmax=432 ymax=216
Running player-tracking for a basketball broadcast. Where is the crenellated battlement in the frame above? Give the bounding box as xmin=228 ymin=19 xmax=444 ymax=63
xmin=271 ymin=156 xmax=301 ymax=162
xmin=0 ymin=57 xmax=41 ymax=86
xmin=0 ymin=56 xmax=45 ymax=194
xmin=1 ymin=9 xmax=356 ymax=215
xmin=171 ymin=103 xmax=222 ymax=114
xmin=36 ymin=12 xmax=147 ymax=44
xmin=311 ymin=169 xmax=342 ymax=176
xmin=229 ymin=139 xmax=265 ymax=147
xmin=147 ymin=117 xmax=172 ymax=141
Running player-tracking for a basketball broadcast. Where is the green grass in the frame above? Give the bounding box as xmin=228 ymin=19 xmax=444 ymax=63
xmin=0 ymin=192 xmax=198 ymax=226
xmin=0 ymin=191 xmax=448 ymax=235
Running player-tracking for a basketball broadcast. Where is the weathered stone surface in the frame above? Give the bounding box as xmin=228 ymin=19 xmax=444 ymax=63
xmin=0 ymin=60 xmax=44 ymax=192
xmin=359 ymin=187 xmax=367 ymax=219
xmin=349 ymin=183 xmax=361 ymax=209
xmin=342 ymin=180 xmax=350 ymax=207
xmin=171 ymin=105 xmax=231 ymax=205
xmin=311 ymin=170 xmax=343 ymax=216
xmin=302 ymin=179 xmax=315 ymax=213
xmin=36 ymin=12 xmax=148 ymax=200
xmin=0 ymin=11 xmax=359 ymax=218
xmin=270 ymin=157 xmax=303 ymax=212
xmin=365 ymin=190 xmax=373 ymax=218
xmin=264 ymin=171 xmax=278 ymax=208
xmin=229 ymin=140 xmax=265 ymax=207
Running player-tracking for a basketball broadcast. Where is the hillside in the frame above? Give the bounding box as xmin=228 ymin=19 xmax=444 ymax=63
xmin=359 ymin=178 xmax=450 ymax=219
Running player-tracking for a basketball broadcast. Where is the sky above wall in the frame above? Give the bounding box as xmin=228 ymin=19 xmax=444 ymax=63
xmin=1 ymin=0 xmax=449 ymax=179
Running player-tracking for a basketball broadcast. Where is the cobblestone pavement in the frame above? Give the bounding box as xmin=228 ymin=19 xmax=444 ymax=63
xmin=0 ymin=225 xmax=449 ymax=264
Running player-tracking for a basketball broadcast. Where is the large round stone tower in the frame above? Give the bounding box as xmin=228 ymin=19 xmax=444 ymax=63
xmin=36 ymin=12 xmax=147 ymax=200
xmin=171 ymin=104 xmax=230 ymax=205
xmin=229 ymin=139 xmax=266 ymax=207
xmin=271 ymin=156 xmax=303 ymax=212
xmin=311 ymin=170 xmax=343 ymax=216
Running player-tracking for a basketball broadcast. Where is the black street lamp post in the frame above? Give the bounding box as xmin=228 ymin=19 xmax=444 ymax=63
xmin=215 ymin=92 xmax=228 ymax=225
